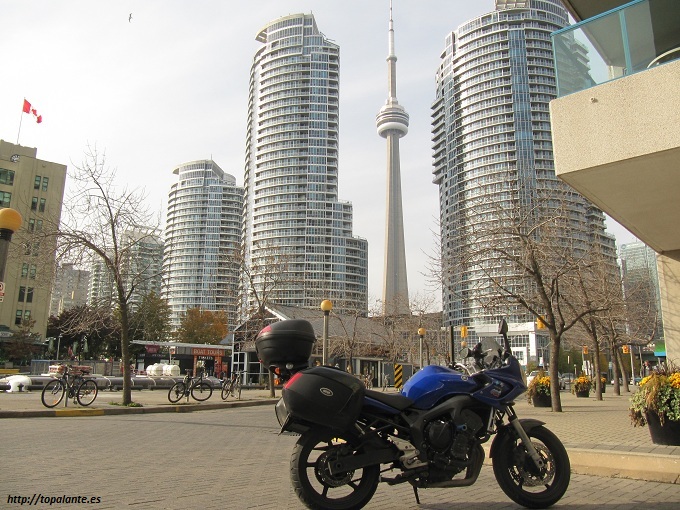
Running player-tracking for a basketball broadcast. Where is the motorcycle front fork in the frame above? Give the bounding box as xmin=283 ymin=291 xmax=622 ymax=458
xmin=504 ymin=406 xmax=545 ymax=471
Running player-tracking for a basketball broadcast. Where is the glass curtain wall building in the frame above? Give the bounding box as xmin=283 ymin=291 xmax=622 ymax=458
xmin=431 ymin=0 xmax=617 ymax=345
xmin=163 ymin=160 xmax=244 ymax=330
xmin=243 ymin=13 xmax=368 ymax=317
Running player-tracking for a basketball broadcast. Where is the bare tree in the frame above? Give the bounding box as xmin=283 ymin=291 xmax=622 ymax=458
xmin=430 ymin=186 xmax=615 ymax=412
xmin=236 ymin=241 xmax=297 ymax=396
xmin=50 ymin=146 xmax=162 ymax=405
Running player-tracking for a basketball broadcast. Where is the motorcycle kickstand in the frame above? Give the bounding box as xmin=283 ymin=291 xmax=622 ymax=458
xmin=412 ymin=485 xmax=420 ymax=505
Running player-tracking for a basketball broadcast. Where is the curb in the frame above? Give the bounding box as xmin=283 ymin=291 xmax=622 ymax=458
xmin=0 ymin=398 xmax=277 ymax=419
xmin=567 ymin=448 xmax=680 ymax=484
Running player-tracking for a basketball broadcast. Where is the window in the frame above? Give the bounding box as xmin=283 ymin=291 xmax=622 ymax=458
xmin=0 ymin=191 xmax=11 ymax=207
xmin=29 ymin=264 xmax=37 ymax=279
xmin=34 ymin=176 xmax=41 ymax=189
xmin=24 ymin=310 xmax=31 ymax=321
xmin=15 ymin=310 xmax=22 ymax=325
xmin=39 ymin=198 xmax=46 ymax=212
xmin=42 ymin=176 xmax=49 ymax=191
xmin=18 ymin=287 xmax=33 ymax=303
xmin=21 ymin=263 xmax=29 ymax=278
xmin=0 ymin=168 xmax=15 ymax=185
xmin=31 ymin=197 xmax=38 ymax=211
xmin=28 ymin=219 xmax=35 ymax=232
xmin=36 ymin=219 xmax=43 ymax=232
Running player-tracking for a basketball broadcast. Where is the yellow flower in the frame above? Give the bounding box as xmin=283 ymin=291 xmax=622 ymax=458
xmin=669 ymin=372 xmax=680 ymax=389
xmin=639 ymin=375 xmax=652 ymax=387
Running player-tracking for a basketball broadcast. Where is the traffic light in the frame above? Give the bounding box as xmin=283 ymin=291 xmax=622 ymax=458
xmin=460 ymin=325 xmax=468 ymax=338
xmin=582 ymin=345 xmax=588 ymax=355
xmin=622 ymin=345 xmax=630 ymax=354
xmin=536 ymin=317 xmax=546 ymax=329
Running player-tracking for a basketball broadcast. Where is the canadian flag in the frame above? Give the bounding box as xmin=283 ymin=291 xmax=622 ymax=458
xmin=22 ymin=99 xmax=42 ymax=123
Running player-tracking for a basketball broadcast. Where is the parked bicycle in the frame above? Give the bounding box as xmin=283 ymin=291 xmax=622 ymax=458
xmin=41 ymin=364 xmax=98 ymax=408
xmin=220 ymin=371 xmax=243 ymax=401
xmin=168 ymin=368 xmax=213 ymax=403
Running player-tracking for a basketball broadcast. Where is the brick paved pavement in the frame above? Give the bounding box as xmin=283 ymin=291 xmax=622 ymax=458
xmin=1 ymin=385 xmax=679 ymax=485
xmin=2 ymin=406 xmax=679 ymax=509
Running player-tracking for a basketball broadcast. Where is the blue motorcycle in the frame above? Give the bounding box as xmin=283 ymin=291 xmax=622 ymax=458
xmin=257 ymin=319 xmax=570 ymax=510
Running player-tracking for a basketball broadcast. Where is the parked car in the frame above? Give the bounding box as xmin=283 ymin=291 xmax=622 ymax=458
xmin=526 ymin=370 xmax=540 ymax=387
xmin=560 ymin=373 xmax=576 ymax=389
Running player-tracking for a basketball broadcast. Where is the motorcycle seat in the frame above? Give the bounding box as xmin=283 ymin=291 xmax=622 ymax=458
xmin=365 ymin=389 xmax=414 ymax=411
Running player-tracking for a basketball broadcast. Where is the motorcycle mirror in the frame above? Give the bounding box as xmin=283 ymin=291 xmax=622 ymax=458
xmin=459 ymin=347 xmax=471 ymax=358
xmin=498 ymin=319 xmax=508 ymax=335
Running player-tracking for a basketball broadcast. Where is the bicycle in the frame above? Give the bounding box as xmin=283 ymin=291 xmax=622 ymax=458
xmin=168 ymin=368 xmax=213 ymax=403
xmin=220 ymin=371 xmax=243 ymax=401
xmin=41 ymin=364 xmax=98 ymax=408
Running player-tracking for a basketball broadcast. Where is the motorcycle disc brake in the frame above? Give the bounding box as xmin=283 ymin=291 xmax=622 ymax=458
xmin=514 ymin=443 xmax=555 ymax=487
xmin=315 ymin=450 xmax=354 ymax=487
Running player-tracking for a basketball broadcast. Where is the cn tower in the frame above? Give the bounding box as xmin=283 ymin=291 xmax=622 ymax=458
xmin=376 ymin=0 xmax=410 ymax=316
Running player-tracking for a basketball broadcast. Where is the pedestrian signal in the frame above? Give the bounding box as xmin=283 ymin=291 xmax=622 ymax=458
xmin=582 ymin=345 xmax=588 ymax=355
xmin=622 ymin=345 xmax=630 ymax=354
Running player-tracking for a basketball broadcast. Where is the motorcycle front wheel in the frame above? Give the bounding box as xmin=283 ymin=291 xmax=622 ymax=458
xmin=492 ymin=425 xmax=570 ymax=509
xmin=291 ymin=428 xmax=379 ymax=510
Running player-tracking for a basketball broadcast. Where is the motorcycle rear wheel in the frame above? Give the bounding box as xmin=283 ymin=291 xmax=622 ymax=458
xmin=291 ymin=428 xmax=379 ymax=510
xmin=492 ymin=425 xmax=570 ymax=509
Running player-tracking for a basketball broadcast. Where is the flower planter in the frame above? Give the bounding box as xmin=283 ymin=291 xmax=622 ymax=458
xmin=532 ymin=393 xmax=552 ymax=408
xmin=645 ymin=412 xmax=680 ymax=446
xmin=575 ymin=389 xmax=590 ymax=398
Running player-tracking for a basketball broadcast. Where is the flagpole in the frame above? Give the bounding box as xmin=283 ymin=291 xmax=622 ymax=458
xmin=17 ymin=100 xmax=25 ymax=145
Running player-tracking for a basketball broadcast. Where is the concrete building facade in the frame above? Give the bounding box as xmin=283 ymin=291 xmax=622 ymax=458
xmin=549 ymin=0 xmax=680 ymax=362
xmin=243 ymin=13 xmax=368 ymax=316
xmin=0 ymin=140 xmax=66 ymax=338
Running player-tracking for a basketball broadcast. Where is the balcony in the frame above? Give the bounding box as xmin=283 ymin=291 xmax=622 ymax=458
xmin=552 ymin=0 xmax=680 ymax=97
xmin=549 ymin=0 xmax=680 ymax=254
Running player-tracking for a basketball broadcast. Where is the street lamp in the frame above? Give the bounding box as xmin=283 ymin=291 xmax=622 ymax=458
xmin=418 ymin=327 xmax=426 ymax=370
xmin=320 ymin=299 xmax=333 ymax=366
xmin=0 ymin=207 xmax=22 ymax=283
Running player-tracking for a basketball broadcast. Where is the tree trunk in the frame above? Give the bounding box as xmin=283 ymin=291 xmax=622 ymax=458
xmin=617 ymin=348 xmax=631 ymax=393
xmin=611 ymin=343 xmax=621 ymax=396
xmin=268 ymin=371 xmax=275 ymax=398
xmin=594 ymin=342 xmax=603 ymax=401
xmin=549 ymin=336 xmax=563 ymax=412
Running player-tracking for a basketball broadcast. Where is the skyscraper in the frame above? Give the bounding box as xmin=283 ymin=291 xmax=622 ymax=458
xmin=87 ymin=229 xmax=163 ymax=313
xmin=243 ymin=13 xmax=368 ymax=316
xmin=49 ymin=263 xmax=90 ymax=317
xmin=431 ymin=1 xmax=617 ymax=340
xmin=163 ymin=160 xmax=243 ymax=330
xmin=376 ymin=1 xmax=410 ymax=316
xmin=620 ymin=241 xmax=664 ymax=343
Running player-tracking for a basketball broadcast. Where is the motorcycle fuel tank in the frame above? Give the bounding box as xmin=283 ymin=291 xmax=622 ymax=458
xmin=402 ymin=365 xmax=481 ymax=409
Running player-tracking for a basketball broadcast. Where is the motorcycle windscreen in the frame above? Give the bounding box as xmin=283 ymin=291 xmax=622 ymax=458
xmin=401 ymin=365 xmax=480 ymax=410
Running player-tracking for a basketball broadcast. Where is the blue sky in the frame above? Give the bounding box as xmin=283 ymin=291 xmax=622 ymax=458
xmin=0 ymin=0 xmax=636 ymax=309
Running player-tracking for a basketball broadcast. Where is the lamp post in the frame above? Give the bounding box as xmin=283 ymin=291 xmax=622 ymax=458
xmin=320 ymin=300 xmax=333 ymax=366
xmin=418 ymin=327 xmax=426 ymax=370
xmin=0 ymin=207 xmax=22 ymax=284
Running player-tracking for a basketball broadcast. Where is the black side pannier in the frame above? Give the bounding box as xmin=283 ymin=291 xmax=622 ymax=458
xmin=255 ymin=319 xmax=316 ymax=372
xmin=283 ymin=366 xmax=365 ymax=430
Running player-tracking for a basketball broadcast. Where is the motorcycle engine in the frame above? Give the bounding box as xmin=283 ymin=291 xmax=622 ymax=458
xmin=424 ymin=409 xmax=484 ymax=474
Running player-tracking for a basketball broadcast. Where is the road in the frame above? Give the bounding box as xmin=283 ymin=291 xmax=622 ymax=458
xmin=3 ymin=406 xmax=679 ymax=509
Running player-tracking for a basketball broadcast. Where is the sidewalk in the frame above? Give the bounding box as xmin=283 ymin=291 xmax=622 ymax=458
xmin=1 ymin=384 xmax=678 ymax=484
